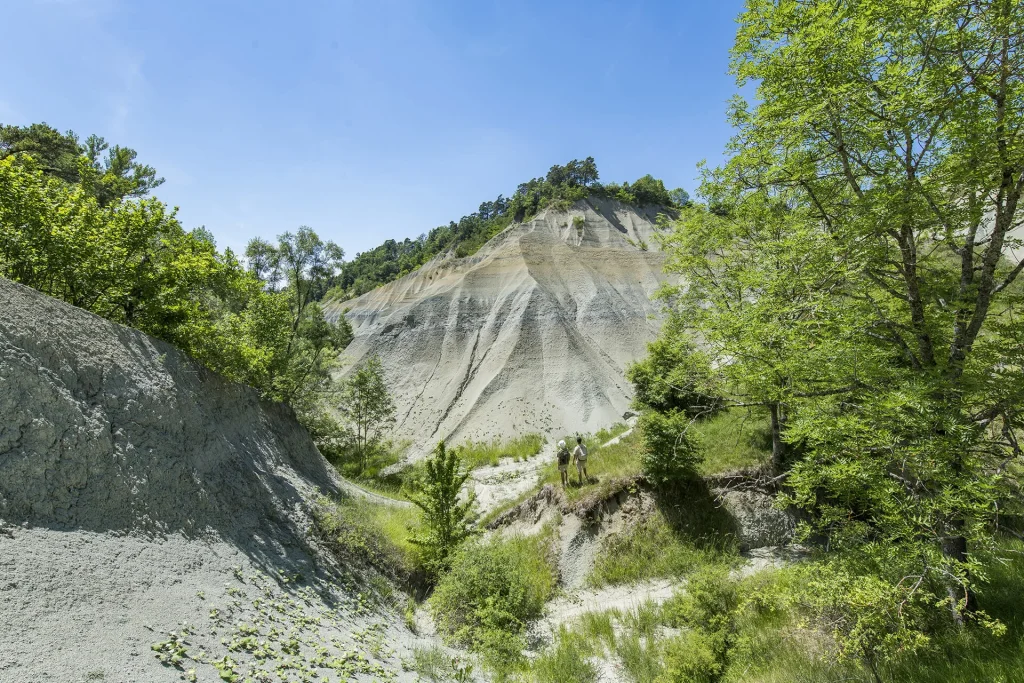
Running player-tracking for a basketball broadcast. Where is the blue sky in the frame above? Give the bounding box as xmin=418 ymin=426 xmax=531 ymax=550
xmin=3 ymin=0 xmax=746 ymax=257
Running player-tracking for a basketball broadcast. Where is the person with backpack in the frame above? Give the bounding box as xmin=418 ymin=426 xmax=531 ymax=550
xmin=572 ymin=436 xmax=589 ymax=485
xmin=556 ymin=440 xmax=570 ymax=488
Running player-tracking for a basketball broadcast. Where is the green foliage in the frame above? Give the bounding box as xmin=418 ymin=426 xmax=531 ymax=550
xmin=0 ymin=122 xmax=163 ymax=205
xmin=659 ymin=629 xmax=727 ymax=683
xmin=588 ymin=500 xmax=736 ymax=587
xmin=430 ymin=534 xmax=556 ymax=663
xmin=690 ymin=409 xmax=772 ymax=475
xmin=333 ymin=356 xmax=396 ymax=472
xmin=408 ymin=442 xmax=477 ymax=576
xmin=531 ymin=629 xmax=598 ymax=683
xmin=329 ymin=158 xmax=677 ymax=299
xmin=455 ymin=433 xmax=545 ymax=469
xmin=0 ymin=140 xmax=353 ymax=438
xmin=0 ymin=122 xmax=84 ymax=186
xmin=627 ymin=317 xmax=722 ymax=417
xmin=313 ymin=495 xmax=421 ymax=583
xmin=650 ymin=0 xmax=1024 ymax=654
xmin=405 ymin=646 xmax=473 ymax=682
xmin=656 ymin=568 xmax=741 ymax=683
xmin=593 ymin=422 xmax=631 ymax=445
xmin=637 ymin=411 xmax=704 ymax=486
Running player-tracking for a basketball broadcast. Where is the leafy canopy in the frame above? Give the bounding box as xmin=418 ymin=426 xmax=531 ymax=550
xmin=644 ymin=0 xmax=1024 ymax=662
xmin=0 ymin=129 xmax=353 ymax=437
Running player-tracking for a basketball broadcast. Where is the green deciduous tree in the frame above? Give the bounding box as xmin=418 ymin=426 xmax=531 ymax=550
xmin=0 ymin=151 xmax=352 ymax=431
xmin=244 ymin=228 xmax=352 ymax=410
xmin=409 ymin=441 xmax=477 ymax=576
xmin=336 ymin=356 xmax=396 ymax=471
xmin=653 ymin=0 xmax=1024 ymax=641
xmin=0 ymin=123 xmax=164 ymax=205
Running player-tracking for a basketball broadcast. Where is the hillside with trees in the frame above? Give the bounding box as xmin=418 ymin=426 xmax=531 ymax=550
xmin=0 ymin=123 xmax=353 ymax=444
xmin=325 ymin=157 xmax=688 ymax=300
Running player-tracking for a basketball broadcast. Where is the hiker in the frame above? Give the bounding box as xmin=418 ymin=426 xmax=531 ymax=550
xmin=572 ymin=436 xmax=588 ymax=485
xmin=557 ymin=440 xmax=570 ymax=487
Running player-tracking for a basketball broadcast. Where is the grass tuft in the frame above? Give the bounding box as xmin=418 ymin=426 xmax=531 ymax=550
xmin=456 ymin=433 xmax=545 ymax=469
xmin=691 ymin=407 xmax=772 ymax=475
xmin=313 ymin=495 xmax=422 ymax=583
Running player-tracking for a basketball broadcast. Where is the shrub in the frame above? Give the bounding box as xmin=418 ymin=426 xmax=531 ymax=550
xmin=409 ymin=442 xmax=477 ymax=577
xmin=430 ymin=534 xmax=556 ymax=655
xmin=659 ymin=629 xmax=726 ymax=683
xmin=660 ymin=568 xmax=740 ymax=683
xmin=638 ymin=410 xmax=704 ymax=486
xmin=663 ymin=566 xmax=739 ymax=633
xmin=532 ymin=628 xmax=598 ymax=683
xmin=626 ymin=318 xmax=722 ymax=417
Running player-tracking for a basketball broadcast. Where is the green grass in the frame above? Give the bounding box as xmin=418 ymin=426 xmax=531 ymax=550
xmin=522 ymin=541 xmax=1024 ymax=682
xmin=536 ymin=411 xmax=770 ymax=506
xmin=539 ymin=430 xmax=645 ymax=504
xmin=331 ymin=441 xmax=417 ymax=499
xmin=531 ymin=628 xmax=599 ymax=683
xmin=525 ymin=603 xmax=668 ymax=683
xmin=456 ymin=433 xmax=545 ymax=469
xmin=404 ymin=645 xmax=472 ymax=682
xmin=588 ymin=499 xmax=738 ymax=587
xmin=617 ymin=632 xmax=663 ymax=683
xmin=691 ymin=408 xmax=772 ymax=475
xmin=578 ymin=610 xmax=617 ymax=652
xmin=593 ymin=422 xmax=632 ymax=446
xmin=313 ymin=494 xmax=422 ymax=581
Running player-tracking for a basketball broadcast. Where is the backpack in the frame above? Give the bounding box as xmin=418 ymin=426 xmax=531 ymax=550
xmin=557 ymin=446 xmax=569 ymax=465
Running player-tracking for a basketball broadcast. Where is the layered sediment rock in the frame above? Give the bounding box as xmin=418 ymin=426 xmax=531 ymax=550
xmin=326 ymin=197 xmax=672 ymax=451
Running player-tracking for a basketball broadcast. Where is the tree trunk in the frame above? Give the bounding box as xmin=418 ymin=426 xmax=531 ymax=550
xmin=770 ymin=402 xmax=784 ymax=472
xmin=941 ymin=518 xmax=976 ymax=624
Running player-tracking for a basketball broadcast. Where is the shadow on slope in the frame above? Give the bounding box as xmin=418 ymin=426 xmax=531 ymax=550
xmin=0 ymin=277 xmax=341 ymax=579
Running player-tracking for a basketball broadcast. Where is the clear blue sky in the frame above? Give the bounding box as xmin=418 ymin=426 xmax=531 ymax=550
xmin=3 ymin=0 xmax=746 ymax=257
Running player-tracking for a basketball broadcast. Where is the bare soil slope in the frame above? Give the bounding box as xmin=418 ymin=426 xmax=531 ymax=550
xmin=0 ymin=278 xmax=426 ymax=682
xmin=326 ymin=197 xmax=671 ymax=452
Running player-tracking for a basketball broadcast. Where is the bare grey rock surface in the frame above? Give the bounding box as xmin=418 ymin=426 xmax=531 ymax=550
xmin=325 ymin=197 xmax=671 ymax=453
xmin=0 ymin=278 xmax=431 ymax=682
xmin=715 ymin=489 xmax=796 ymax=551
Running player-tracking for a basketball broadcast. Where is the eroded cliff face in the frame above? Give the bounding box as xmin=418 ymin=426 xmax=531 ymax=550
xmin=326 ymin=197 xmax=672 ymax=452
xmin=0 ymin=277 xmax=337 ymax=535
xmin=0 ymin=278 xmax=427 ymax=682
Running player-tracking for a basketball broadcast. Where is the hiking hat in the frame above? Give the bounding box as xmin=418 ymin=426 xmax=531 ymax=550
xmin=558 ymin=440 xmax=566 ymax=449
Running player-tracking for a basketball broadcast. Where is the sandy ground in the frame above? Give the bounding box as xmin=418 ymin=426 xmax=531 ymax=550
xmin=0 ymin=527 xmax=441 ymax=682
xmin=338 ymin=477 xmax=414 ymax=509
xmin=468 ymin=442 xmax=552 ymax=517
xmin=0 ymin=279 xmax=442 ymax=682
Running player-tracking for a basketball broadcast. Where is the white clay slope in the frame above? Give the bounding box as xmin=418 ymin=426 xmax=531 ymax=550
xmin=325 ymin=196 xmax=672 ymax=452
xmin=0 ymin=278 xmax=431 ymax=682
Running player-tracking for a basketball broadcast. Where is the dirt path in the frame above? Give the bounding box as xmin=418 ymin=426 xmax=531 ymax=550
xmin=337 ymin=476 xmax=414 ymax=508
xmin=533 ymin=547 xmax=799 ymax=644
xmin=599 ymin=426 xmax=634 ymax=449
xmin=468 ymin=442 xmax=553 ymax=517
